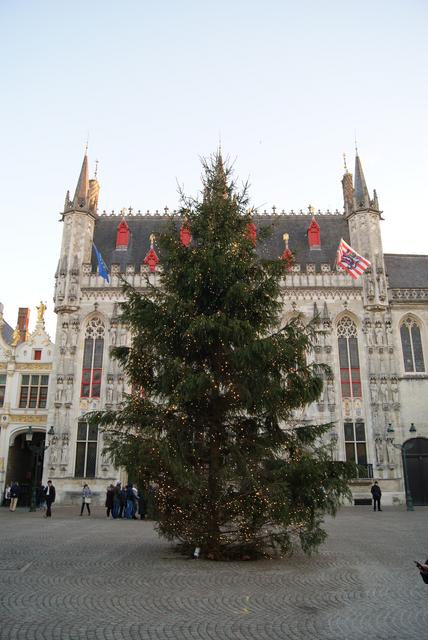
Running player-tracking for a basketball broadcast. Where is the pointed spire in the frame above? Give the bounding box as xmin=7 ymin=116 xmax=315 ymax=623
xmin=341 ymin=153 xmax=353 ymax=216
xmin=72 ymin=153 xmax=89 ymax=210
xmin=353 ymin=152 xmax=370 ymax=209
xmin=372 ymin=189 xmax=379 ymax=211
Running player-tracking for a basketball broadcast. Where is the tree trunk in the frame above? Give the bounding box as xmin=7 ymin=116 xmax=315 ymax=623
xmin=206 ymin=424 xmax=221 ymax=558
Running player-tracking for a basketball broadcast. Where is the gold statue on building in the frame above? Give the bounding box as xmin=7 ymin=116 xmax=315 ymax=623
xmin=36 ymin=301 xmax=47 ymax=322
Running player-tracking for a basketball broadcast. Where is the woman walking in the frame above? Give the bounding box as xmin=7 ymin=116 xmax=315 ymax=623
xmin=80 ymin=484 xmax=92 ymax=516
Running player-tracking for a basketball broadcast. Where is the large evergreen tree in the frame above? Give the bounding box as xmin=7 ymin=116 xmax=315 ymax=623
xmin=94 ymin=154 xmax=353 ymax=559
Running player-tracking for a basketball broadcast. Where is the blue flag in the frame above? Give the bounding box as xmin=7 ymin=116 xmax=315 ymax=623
xmin=93 ymin=243 xmax=110 ymax=283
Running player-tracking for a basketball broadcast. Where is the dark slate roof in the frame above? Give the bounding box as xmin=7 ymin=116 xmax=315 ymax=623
xmin=1 ymin=320 xmax=13 ymax=345
xmin=384 ymin=254 xmax=428 ymax=288
xmin=92 ymin=213 xmax=350 ymax=274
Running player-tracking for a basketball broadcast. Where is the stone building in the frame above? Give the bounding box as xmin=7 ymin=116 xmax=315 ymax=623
xmin=43 ymin=152 xmax=428 ymax=506
xmin=0 ymin=304 xmax=54 ymax=504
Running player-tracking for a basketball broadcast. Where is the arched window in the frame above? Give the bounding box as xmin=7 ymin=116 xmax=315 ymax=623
xmin=337 ymin=316 xmax=361 ymax=398
xmin=81 ymin=318 xmax=105 ymax=398
xmin=400 ymin=317 xmax=425 ymax=373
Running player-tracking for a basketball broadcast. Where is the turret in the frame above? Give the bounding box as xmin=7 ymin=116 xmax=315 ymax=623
xmin=345 ymin=151 xmax=387 ymax=310
xmin=55 ymin=152 xmax=100 ymax=313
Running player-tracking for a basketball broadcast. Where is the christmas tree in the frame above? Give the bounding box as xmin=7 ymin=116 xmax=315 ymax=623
xmin=94 ymin=153 xmax=354 ymax=559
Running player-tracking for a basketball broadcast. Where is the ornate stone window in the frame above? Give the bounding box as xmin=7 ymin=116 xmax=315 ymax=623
xmin=400 ymin=317 xmax=425 ymax=373
xmin=337 ymin=317 xmax=362 ymax=398
xmin=74 ymin=421 xmax=98 ymax=478
xmin=81 ymin=318 xmax=105 ymax=398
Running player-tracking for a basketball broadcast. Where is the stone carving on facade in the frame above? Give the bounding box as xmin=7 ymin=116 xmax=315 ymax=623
xmin=369 ymin=376 xmax=379 ymax=404
xmin=55 ymin=377 xmax=64 ymax=404
xmin=367 ymin=277 xmax=375 ymax=300
xmin=380 ymin=377 xmax=389 ymax=405
xmin=374 ymin=321 xmax=385 ymax=346
xmin=65 ymin=377 xmax=73 ymax=405
xmin=60 ymin=432 xmax=70 ymax=469
xmin=385 ymin=435 xmax=396 ymax=468
xmin=327 ymin=377 xmax=335 ymax=407
xmin=49 ymin=441 xmax=59 ymax=469
xmin=391 ymin=377 xmax=399 ymax=408
xmin=60 ymin=328 xmax=68 ymax=352
xmin=106 ymin=376 xmax=114 ymax=405
xmin=377 ymin=276 xmax=386 ymax=301
xmin=374 ymin=433 xmax=385 ymax=466
xmin=110 ymin=324 xmax=117 ymax=347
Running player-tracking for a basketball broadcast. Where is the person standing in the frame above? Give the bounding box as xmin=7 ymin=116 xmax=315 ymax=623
xmin=105 ymin=484 xmax=114 ymax=517
xmin=80 ymin=484 xmax=92 ymax=516
xmin=4 ymin=484 xmax=11 ymax=508
xmin=9 ymin=481 xmax=20 ymax=511
xmin=44 ymin=480 xmax=56 ymax=517
xmin=371 ymin=480 xmax=382 ymax=511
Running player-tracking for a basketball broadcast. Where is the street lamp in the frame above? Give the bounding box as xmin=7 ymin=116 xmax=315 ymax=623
xmin=26 ymin=426 xmax=55 ymax=512
xmin=387 ymin=422 xmax=417 ymax=512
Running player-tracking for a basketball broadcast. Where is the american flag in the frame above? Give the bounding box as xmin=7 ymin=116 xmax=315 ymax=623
xmin=337 ymin=238 xmax=371 ymax=279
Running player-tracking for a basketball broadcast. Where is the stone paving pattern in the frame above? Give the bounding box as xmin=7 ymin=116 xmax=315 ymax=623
xmin=0 ymin=506 xmax=427 ymax=639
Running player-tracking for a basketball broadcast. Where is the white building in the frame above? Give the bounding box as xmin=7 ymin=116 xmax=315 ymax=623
xmin=0 ymin=304 xmax=54 ymax=503
xmin=42 ymin=152 xmax=428 ymax=506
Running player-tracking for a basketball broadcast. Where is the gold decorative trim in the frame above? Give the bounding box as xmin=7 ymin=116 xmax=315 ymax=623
xmin=15 ymin=363 xmax=52 ymax=371
xmin=9 ymin=414 xmax=47 ymax=424
xmin=0 ymin=363 xmax=6 ymax=370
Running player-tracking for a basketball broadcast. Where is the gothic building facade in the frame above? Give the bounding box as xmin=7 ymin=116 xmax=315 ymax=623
xmin=42 ymin=152 xmax=428 ymax=506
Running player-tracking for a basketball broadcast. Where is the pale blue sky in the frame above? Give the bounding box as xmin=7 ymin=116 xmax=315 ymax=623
xmin=1 ymin=1 xmax=427 ymax=337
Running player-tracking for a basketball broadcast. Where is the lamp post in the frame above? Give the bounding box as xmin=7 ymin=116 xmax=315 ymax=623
xmin=26 ymin=426 xmax=55 ymax=512
xmin=387 ymin=422 xmax=417 ymax=512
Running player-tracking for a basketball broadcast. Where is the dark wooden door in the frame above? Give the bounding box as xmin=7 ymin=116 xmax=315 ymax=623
xmin=404 ymin=438 xmax=428 ymax=506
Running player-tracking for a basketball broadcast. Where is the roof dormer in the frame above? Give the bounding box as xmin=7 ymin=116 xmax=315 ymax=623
xmin=116 ymin=220 xmax=130 ymax=250
xmin=307 ymin=217 xmax=321 ymax=250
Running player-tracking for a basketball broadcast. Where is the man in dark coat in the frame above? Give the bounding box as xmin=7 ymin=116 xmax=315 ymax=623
xmin=44 ymin=480 xmax=56 ymax=517
xmin=371 ymin=480 xmax=382 ymax=511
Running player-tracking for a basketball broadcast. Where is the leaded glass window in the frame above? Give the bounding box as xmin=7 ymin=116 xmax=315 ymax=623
xmin=400 ymin=317 xmax=425 ymax=373
xmin=337 ymin=317 xmax=361 ymax=398
xmin=80 ymin=318 xmax=105 ymax=398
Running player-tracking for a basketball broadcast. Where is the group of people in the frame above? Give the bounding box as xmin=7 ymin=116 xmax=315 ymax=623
xmin=104 ymin=482 xmax=146 ymax=520
xmin=4 ymin=480 xmax=56 ymax=516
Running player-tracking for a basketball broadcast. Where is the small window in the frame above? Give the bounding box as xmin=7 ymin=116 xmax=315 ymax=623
xmin=33 ymin=350 xmax=42 ymax=361
xmin=19 ymin=374 xmax=49 ymax=409
xmin=0 ymin=374 xmax=6 ymax=408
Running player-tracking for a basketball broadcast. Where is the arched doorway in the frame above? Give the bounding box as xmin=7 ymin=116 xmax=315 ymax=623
xmin=403 ymin=437 xmax=428 ymax=506
xmin=5 ymin=430 xmax=46 ymax=506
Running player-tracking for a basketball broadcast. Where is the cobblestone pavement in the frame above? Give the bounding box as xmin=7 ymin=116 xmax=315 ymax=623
xmin=0 ymin=506 xmax=427 ymax=640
